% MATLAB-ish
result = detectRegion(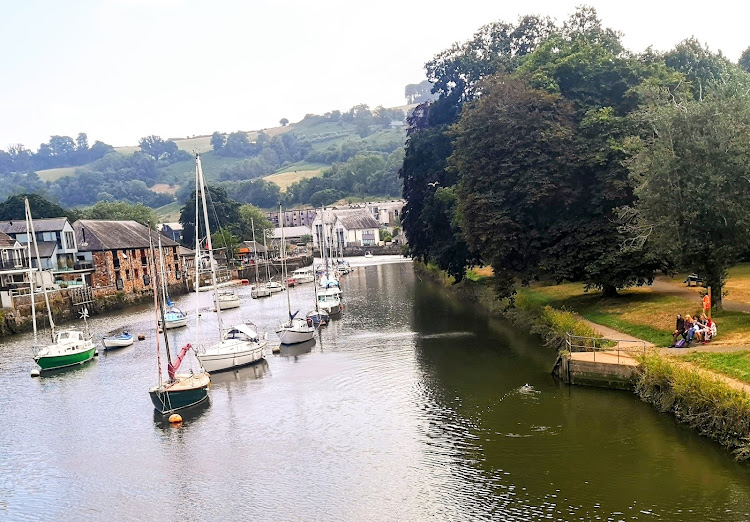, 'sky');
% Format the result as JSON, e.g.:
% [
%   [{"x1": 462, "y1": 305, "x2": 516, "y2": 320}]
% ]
[{"x1": 1, "y1": 0, "x2": 749, "y2": 149}]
